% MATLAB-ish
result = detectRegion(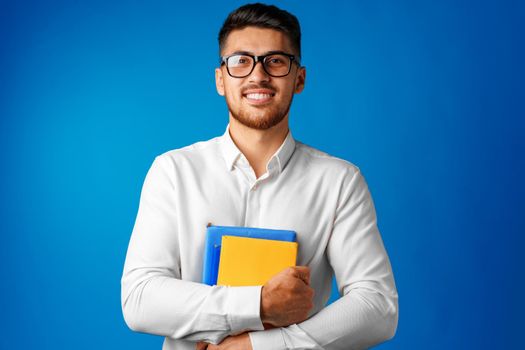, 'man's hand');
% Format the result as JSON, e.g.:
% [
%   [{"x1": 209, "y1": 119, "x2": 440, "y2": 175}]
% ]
[
  {"x1": 196, "y1": 266, "x2": 314, "y2": 350},
  {"x1": 260, "y1": 266, "x2": 315, "y2": 327},
  {"x1": 196, "y1": 333, "x2": 252, "y2": 350}
]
